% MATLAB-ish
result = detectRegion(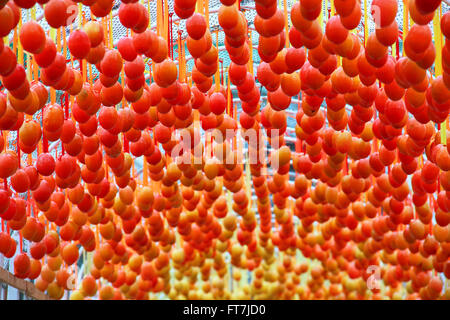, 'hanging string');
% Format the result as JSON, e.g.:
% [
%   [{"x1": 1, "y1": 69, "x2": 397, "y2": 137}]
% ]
[
  {"x1": 16, "y1": 129, "x2": 20, "y2": 169},
  {"x1": 220, "y1": 59, "x2": 224, "y2": 85},
  {"x1": 42, "y1": 105, "x2": 48, "y2": 153},
  {"x1": 433, "y1": 6, "x2": 446, "y2": 145},
  {"x1": 157, "y1": 0, "x2": 163, "y2": 36},
  {"x1": 19, "y1": 232, "x2": 23, "y2": 253},
  {"x1": 284, "y1": 0, "x2": 289, "y2": 47},
  {"x1": 204, "y1": 0, "x2": 209, "y2": 24},
  {"x1": 178, "y1": 32, "x2": 186, "y2": 82},
  {"x1": 215, "y1": 30, "x2": 220, "y2": 92},
  {"x1": 163, "y1": 0, "x2": 169, "y2": 41},
  {"x1": 168, "y1": 12, "x2": 174, "y2": 60}
]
